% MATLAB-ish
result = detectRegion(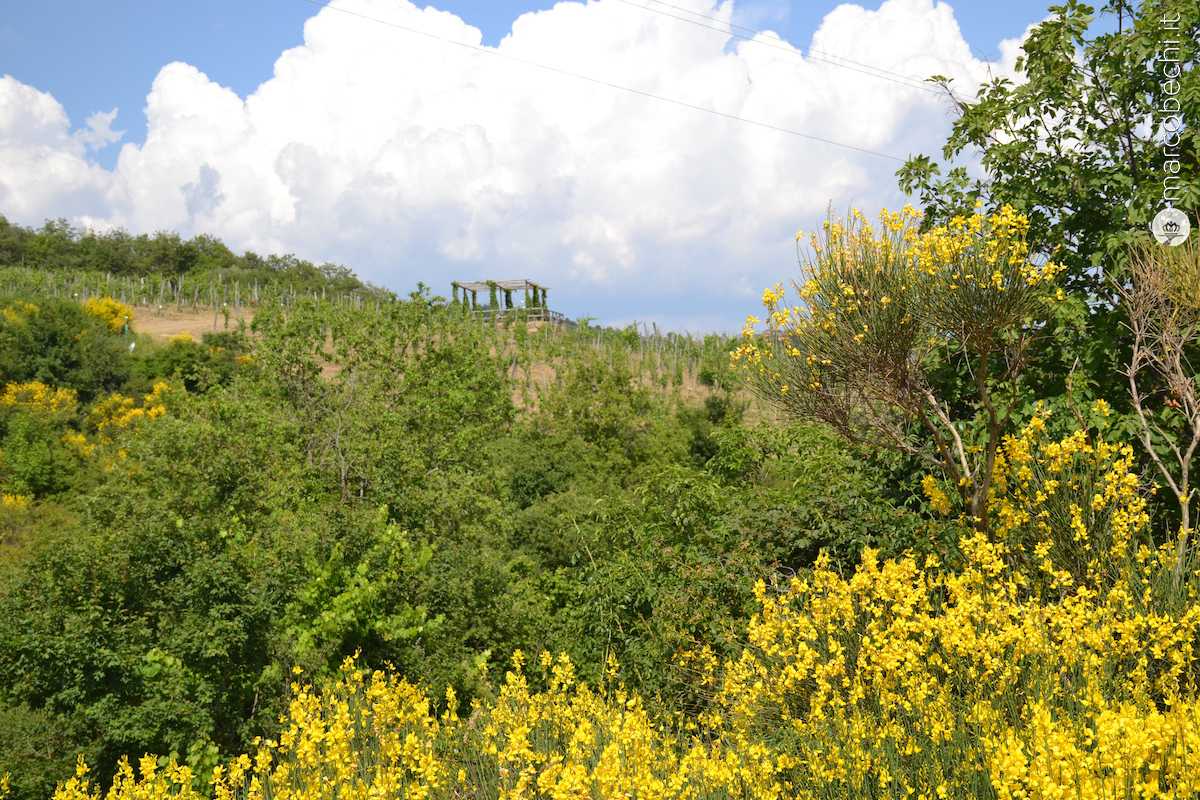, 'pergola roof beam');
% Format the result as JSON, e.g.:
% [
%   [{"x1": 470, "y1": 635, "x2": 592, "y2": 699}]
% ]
[{"x1": 452, "y1": 279, "x2": 547, "y2": 292}]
